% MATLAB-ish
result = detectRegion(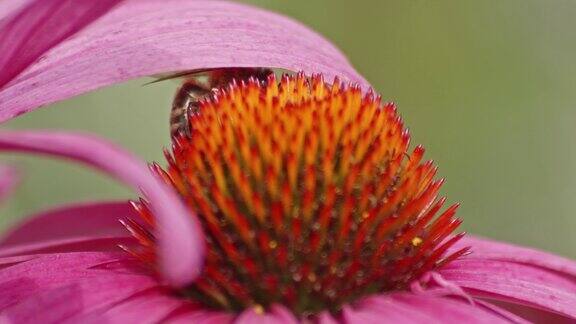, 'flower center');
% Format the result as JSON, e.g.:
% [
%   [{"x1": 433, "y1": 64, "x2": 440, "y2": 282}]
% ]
[{"x1": 128, "y1": 73, "x2": 468, "y2": 317}]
